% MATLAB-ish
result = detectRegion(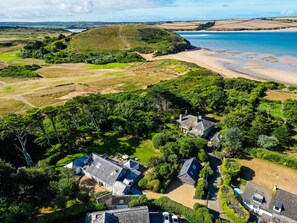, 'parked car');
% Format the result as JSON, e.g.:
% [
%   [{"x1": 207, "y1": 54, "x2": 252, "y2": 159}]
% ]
[
  {"x1": 162, "y1": 212, "x2": 170, "y2": 223},
  {"x1": 172, "y1": 215, "x2": 179, "y2": 223}
]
